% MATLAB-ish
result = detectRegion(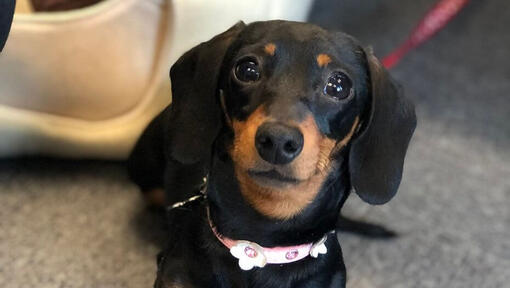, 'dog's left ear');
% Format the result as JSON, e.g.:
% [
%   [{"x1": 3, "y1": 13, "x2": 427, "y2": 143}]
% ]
[
  {"x1": 349, "y1": 49, "x2": 417, "y2": 204},
  {"x1": 166, "y1": 22, "x2": 246, "y2": 164}
]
